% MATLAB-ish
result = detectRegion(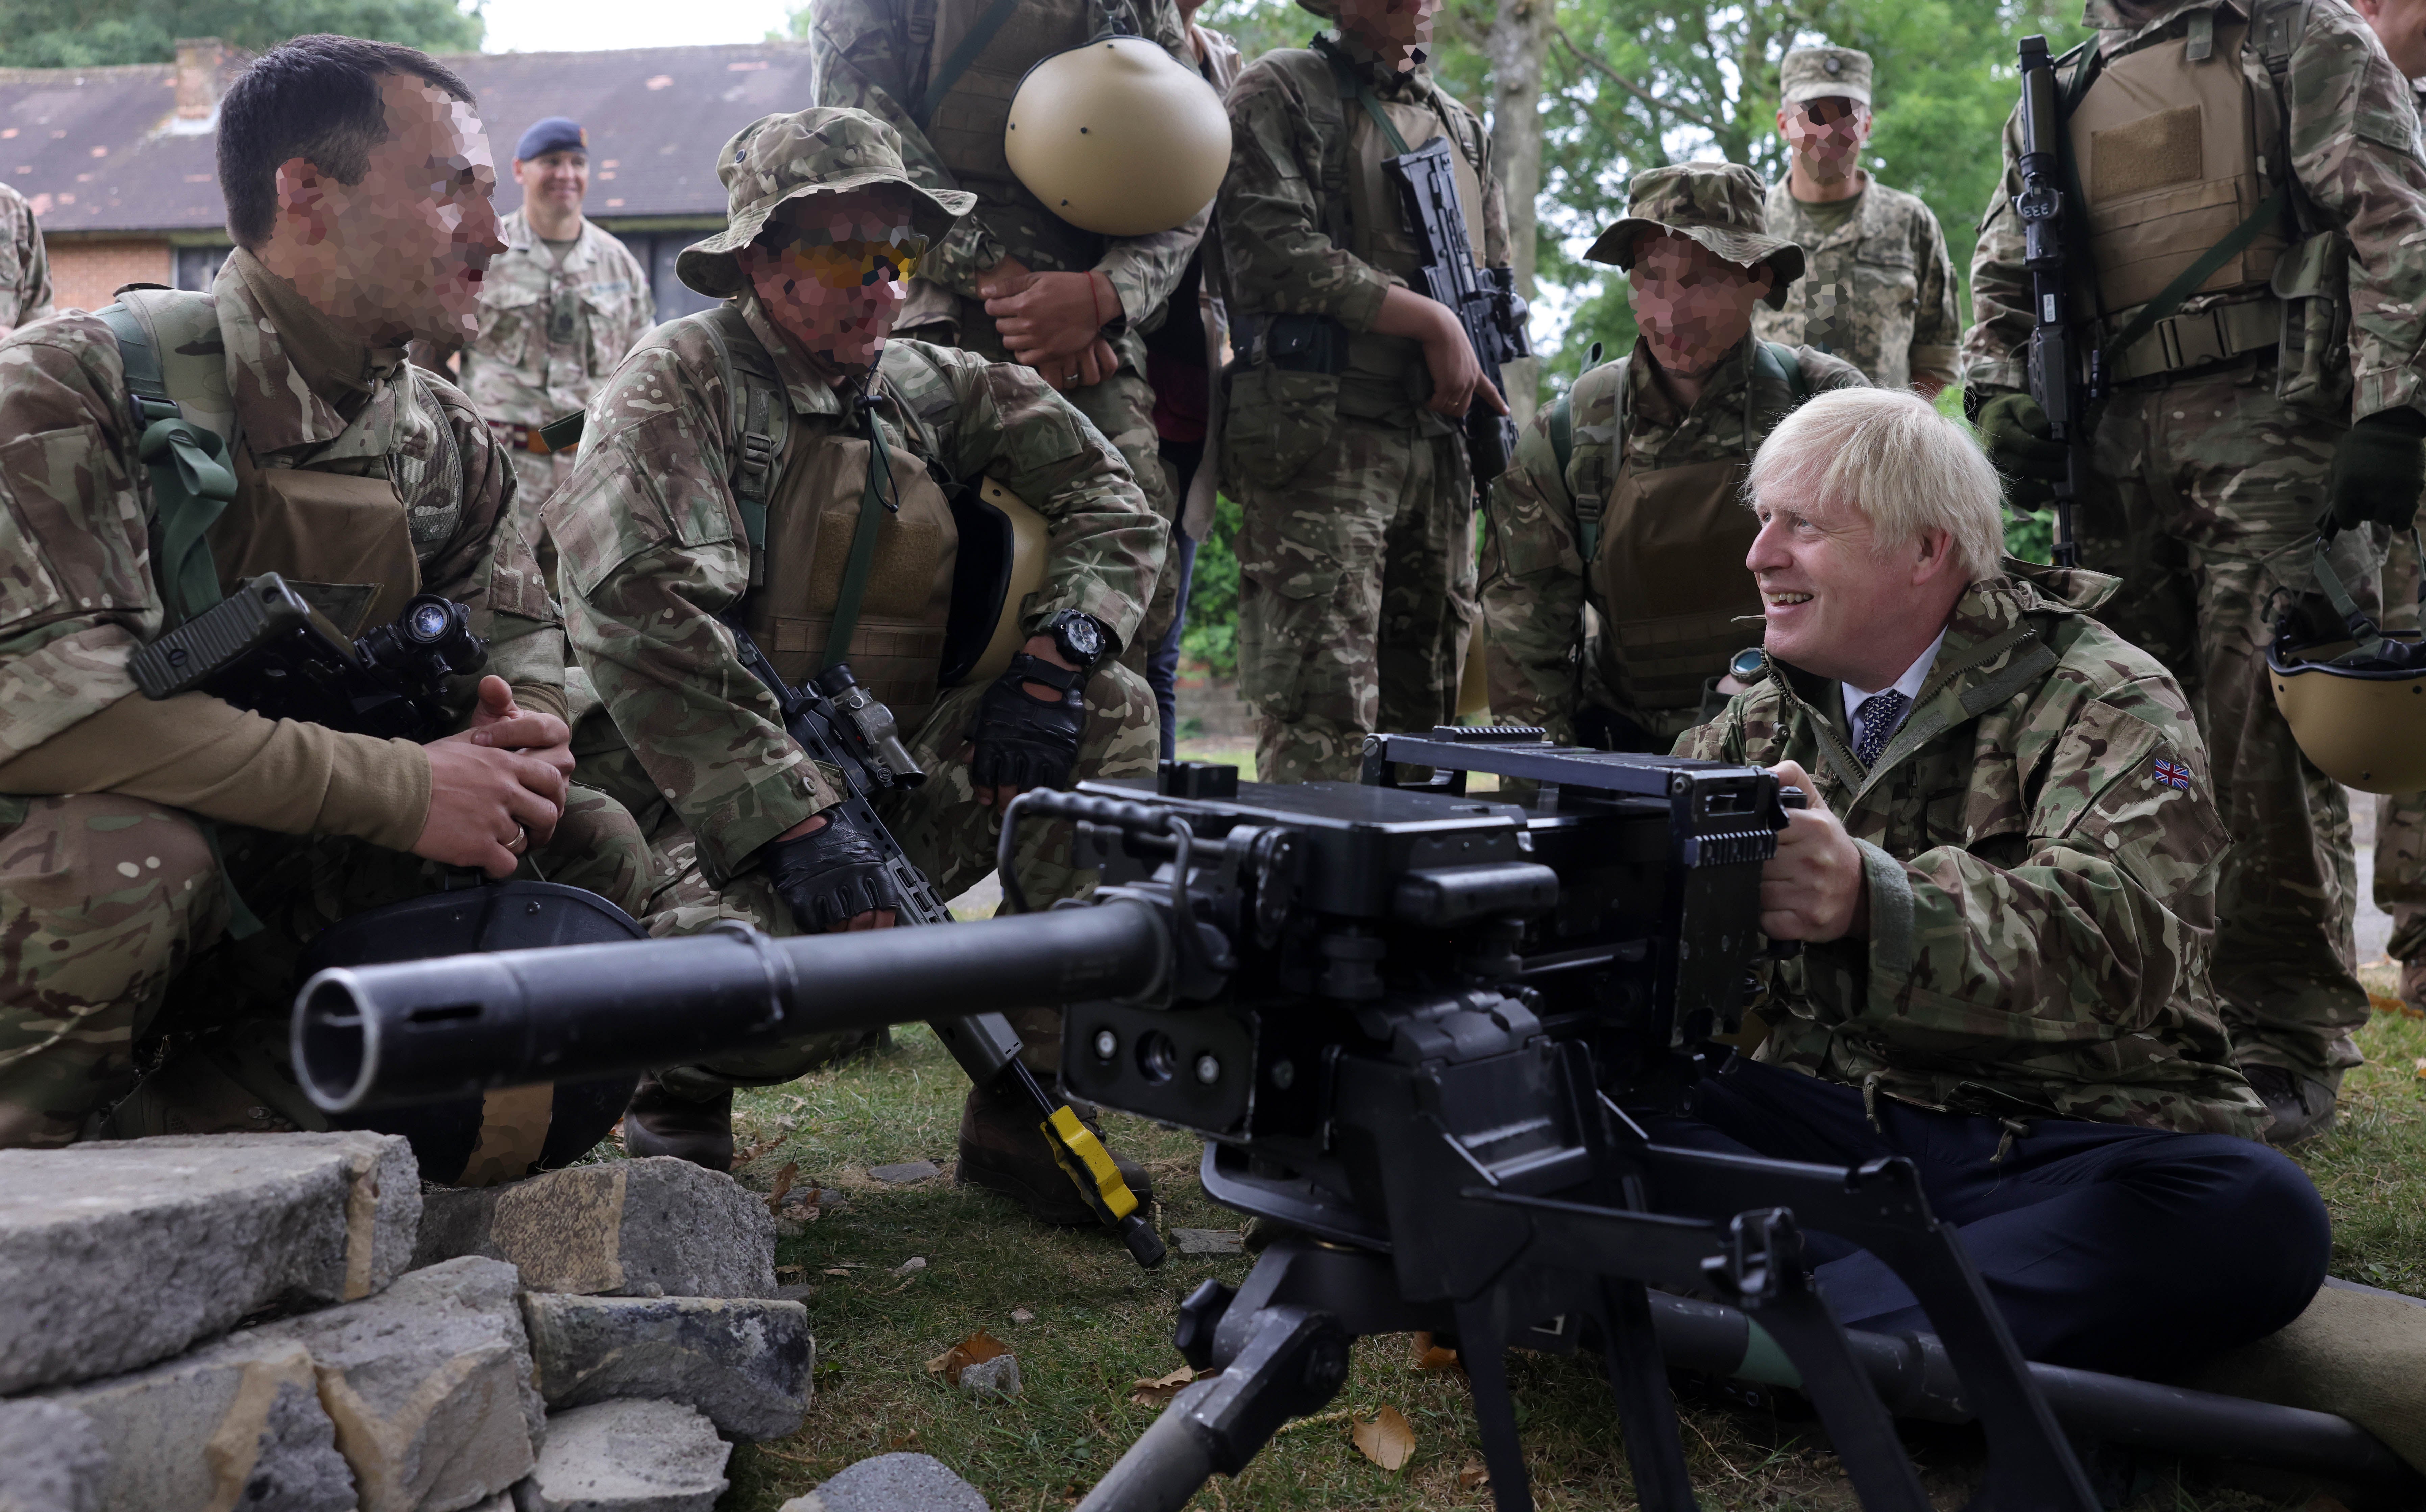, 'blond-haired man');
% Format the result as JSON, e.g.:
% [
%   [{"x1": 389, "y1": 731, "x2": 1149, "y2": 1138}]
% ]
[{"x1": 1667, "y1": 388, "x2": 2325, "y2": 1377}]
